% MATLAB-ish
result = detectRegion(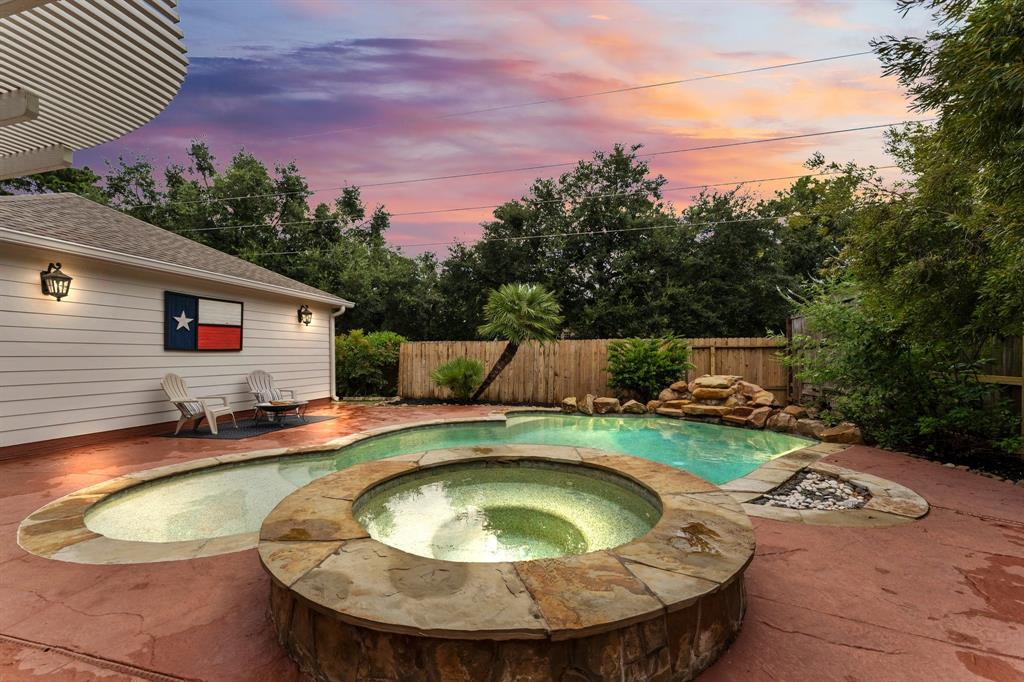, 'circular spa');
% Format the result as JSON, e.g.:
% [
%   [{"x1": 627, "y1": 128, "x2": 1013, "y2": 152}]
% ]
[
  {"x1": 353, "y1": 459, "x2": 660, "y2": 562},
  {"x1": 259, "y1": 445, "x2": 755, "y2": 682}
]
